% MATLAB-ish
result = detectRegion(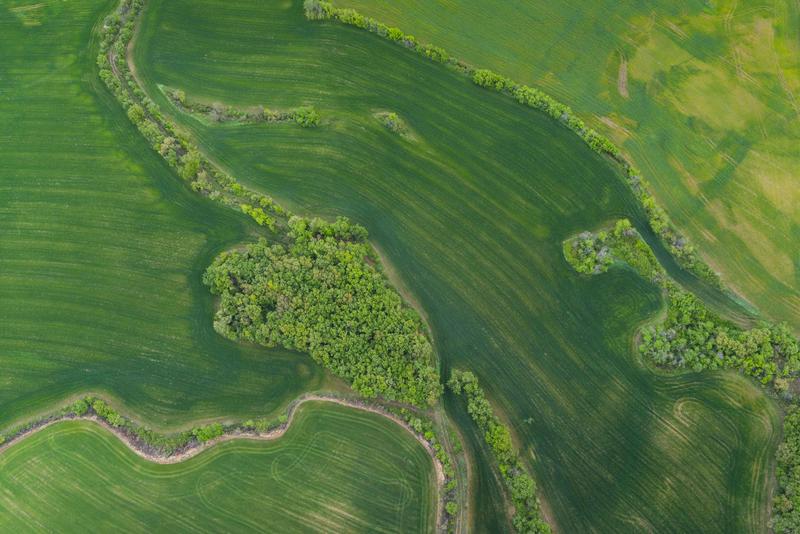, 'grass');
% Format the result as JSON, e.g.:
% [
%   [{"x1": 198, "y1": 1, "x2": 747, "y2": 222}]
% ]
[
  {"x1": 133, "y1": 1, "x2": 781, "y2": 531},
  {"x1": 0, "y1": 0, "x2": 329, "y2": 433},
  {"x1": 0, "y1": 401, "x2": 436, "y2": 533},
  {"x1": 337, "y1": 0, "x2": 800, "y2": 331}
]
